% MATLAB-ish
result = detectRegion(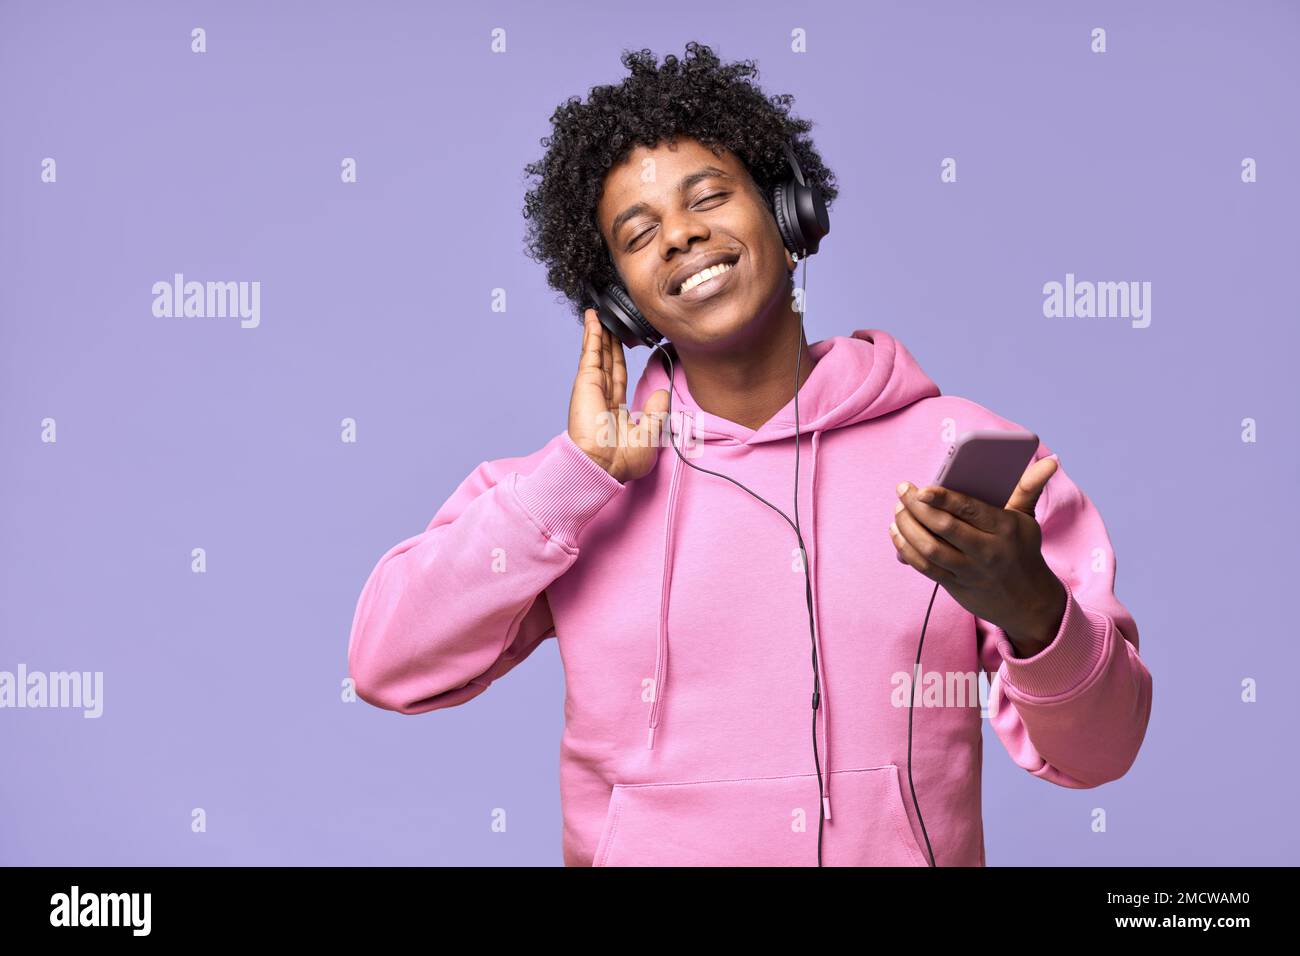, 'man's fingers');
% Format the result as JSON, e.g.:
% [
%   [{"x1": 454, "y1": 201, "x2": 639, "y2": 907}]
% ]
[
  {"x1": 890, "y1": 514, "x2": 957, "y2": 583},
  {"x1": 600, "y1": 320, "x2": 612, "y2": 399},
  {"x1": 580, "y1": 309, "x2": 604, "y2": 372},
  {"x1": 636, "y1": 389, "x2": 670, "y2": 449},
  {"x1": 898, "y1": 482, "x2": 996, "y2": 558},
  {"x1": 611, "y1": 334, "x2": 628, "y2": 408},
  {"x1": 908, "y1": 482, "x2": 1002, "y2": 535},
  {"x1": 893, "y1": 504, "x2": 966, "y2": 576}
]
